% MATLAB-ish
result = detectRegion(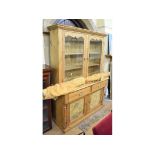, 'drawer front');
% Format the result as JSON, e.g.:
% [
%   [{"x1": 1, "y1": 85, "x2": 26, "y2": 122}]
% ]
[
  {"x1": 101, "y1": 81, "x2": 107, "y2": 88},
  {"x1": 69, "y1": 87, "x2": 91, "y2": 102},
  {"x1": 92, "y1": 81, "x2": 107, "y2": 92}
]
